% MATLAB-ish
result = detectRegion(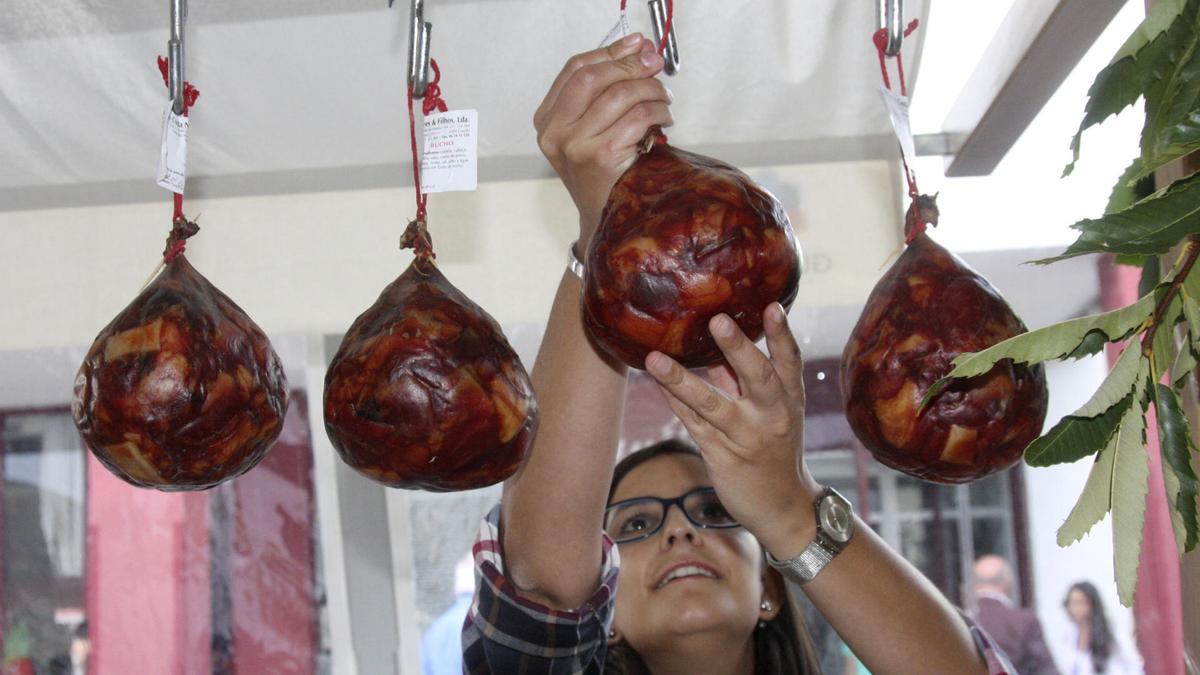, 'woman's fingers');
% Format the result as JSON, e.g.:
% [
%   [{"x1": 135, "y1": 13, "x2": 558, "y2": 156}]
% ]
[
  {"x1": 534, "y1": 34, "x2": 648, "y2": 131},
  {"x1": 645, "y1": 351, "x2": 738, "y2": 430},
  {"x1": 571, "y1": 77, "x2": 673, "y2": 140},
  {"x1": 549, "y1": 49, "x2": 664, "y2": 129},
  {"x1": 705, "y1": 362, "x2": 741, "y2": 398},
  {"x1": 709, "y1": 314, "x2": 787, "y2": 406},
  {"x1": 654, "y1": 383, "x2": 728, "y2": 450},
  {"x1": 562, "y1": 101, "x2": 673, "y2": 176},
  {"x1": 762, "y1": 303, "x2": 805, "y2": 402}
]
